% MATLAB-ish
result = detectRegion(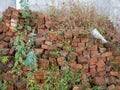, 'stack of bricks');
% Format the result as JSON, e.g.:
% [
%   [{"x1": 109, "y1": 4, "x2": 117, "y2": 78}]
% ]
[
  {"x1": 0, "y1": 7, "x2": 120, "y2": 89},
  {"x1": 35, "y1": 26, "x2": 120, "y2": 87}
]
